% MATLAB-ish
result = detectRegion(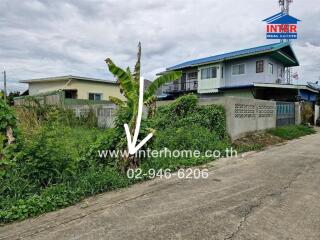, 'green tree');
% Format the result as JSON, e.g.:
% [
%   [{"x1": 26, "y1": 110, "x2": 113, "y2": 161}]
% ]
[
  {"x1": 105, "y1": 43, "x2": 181, "y2": 169},
  {"x1": 7, "y1": 91, "x2": 20, "y2": 106},
  {"x1": 0, "y1": 92, "x2": 16, "y2": 146}
]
